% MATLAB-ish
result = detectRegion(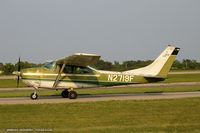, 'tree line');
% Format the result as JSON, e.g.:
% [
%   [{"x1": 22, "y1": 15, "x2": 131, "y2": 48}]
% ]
[
  {"x1": 0, "y1": 59, "x2": 200, "y2": 75},
  {"x1": 93, "y1": 59, "x2": 200, "y2": 71},
  {"x1": 0, "y1": 61, "x2": 42, "y2": 75}
]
